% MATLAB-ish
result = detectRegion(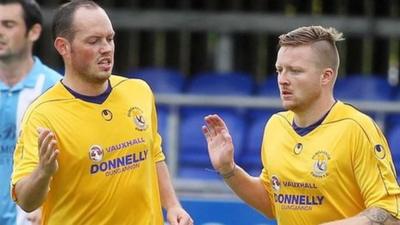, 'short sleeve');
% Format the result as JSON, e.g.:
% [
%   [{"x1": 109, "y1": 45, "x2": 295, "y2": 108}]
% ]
[
  {"x1": 353, "y1": 122, "x2": 400, "y2": 218},
  {"x1": 259, "y1": 121, "x2": 276, "y2": 218},
  {"x1": 12, "y1": 110, "x2": 49, "y2": 186},
  {"x1": 150, "y1": 94, "x2": 165, "y2": 163}
]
